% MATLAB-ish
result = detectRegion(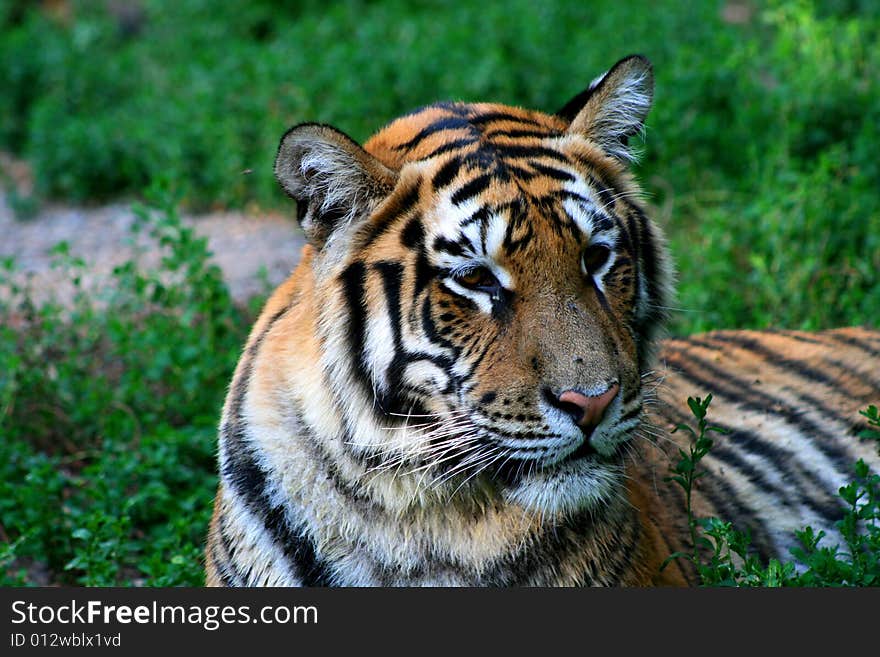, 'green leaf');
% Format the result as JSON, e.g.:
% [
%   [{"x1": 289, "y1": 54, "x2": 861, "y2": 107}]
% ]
[
  {"x1": 71, "y1": 528, "x2": 91, "y2": 541},
  {"x1": 687, "y1": 397, "x2": 706, "y2": 420}
]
